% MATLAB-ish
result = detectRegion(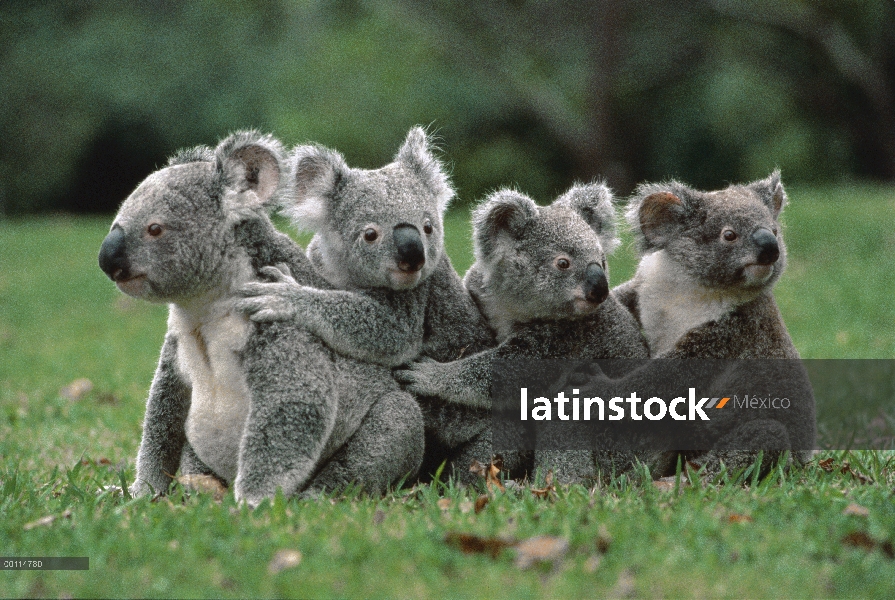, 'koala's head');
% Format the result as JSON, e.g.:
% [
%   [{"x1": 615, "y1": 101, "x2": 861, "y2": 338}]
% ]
[
  {"x1": 627, "y1": 171, "x2": 788, "y2": 291},
  {"x1": 283, "y1": 127, "x2": 453, "y2": 290},
  {"x1": 472, "y1": 182, "x2": 619, "y2": 322},
  {"x1": 98, "y1": 131, "x2": 287, "y2": 303}
]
